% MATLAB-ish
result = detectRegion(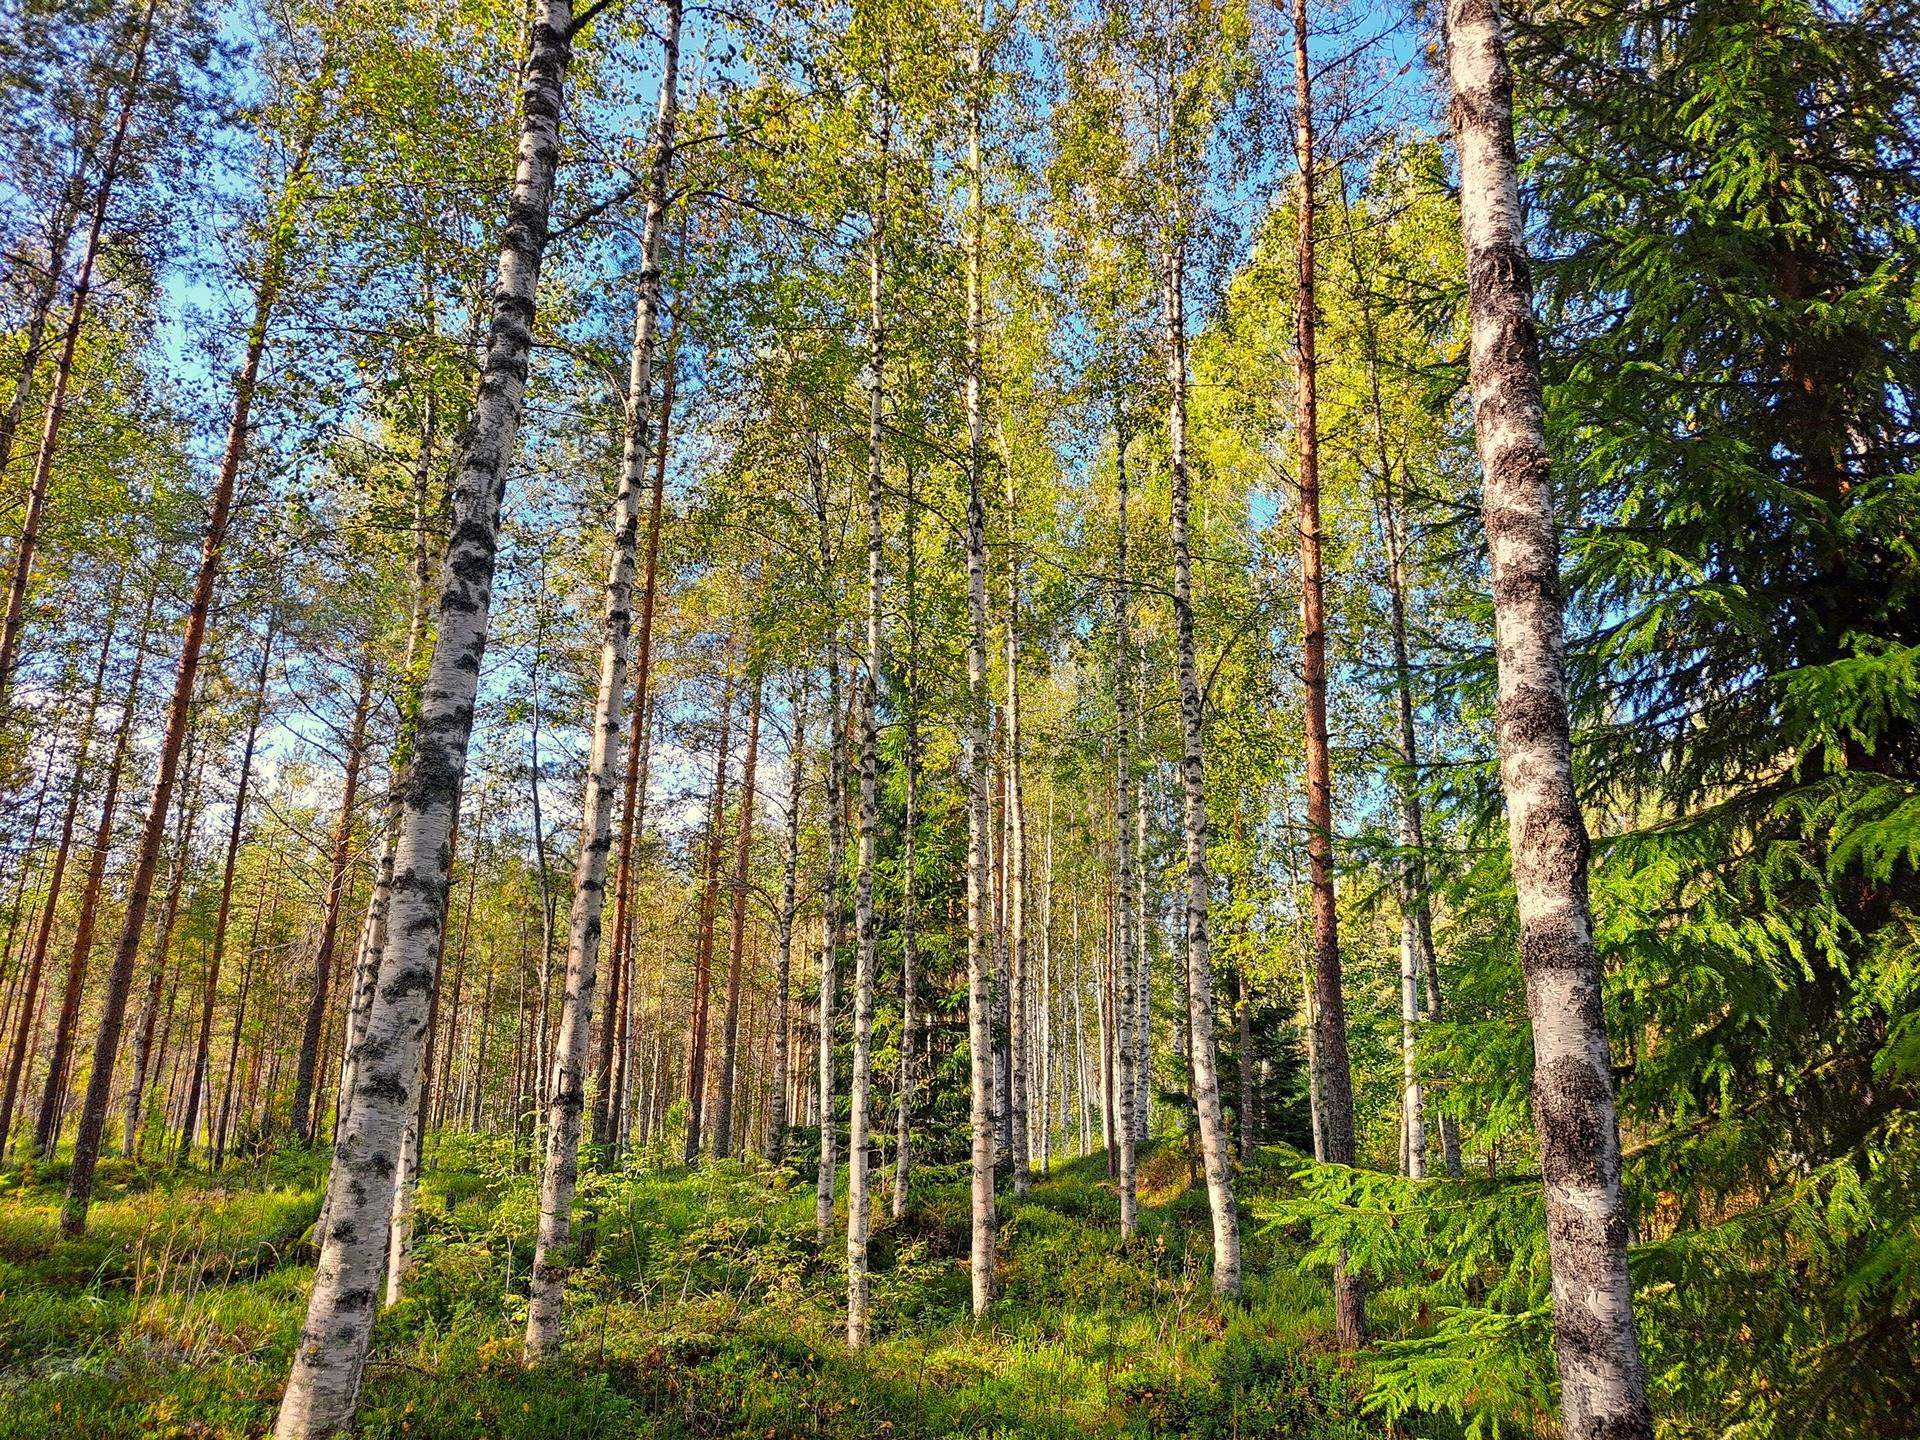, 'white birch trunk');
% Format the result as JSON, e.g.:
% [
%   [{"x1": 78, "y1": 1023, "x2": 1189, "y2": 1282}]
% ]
[
  {"x1": 274, "y1": 7, "x2": 574, "y2": 1432},
  {"x1": 1113, "y1": 425, "x2": 1140, "y2": 1235},
  {"x1": 1165, "y1": 224, "x2": 1242, "y2": 1298},
  {"x1": 963, "y1": 25, "x2": 997, "y2": 1314},
  {"x1": 1441, "y1": 3, "x2": 1651, "y2": 1434},
  {"x1": 847, "y1": 152, "x2": 887, "y2": 1343},
  {"x1": 525, "y1": 0, "x2": 678, "y2": 1353},
  {"x1": 769, "y1": 681, "x2": 807, "y2": 1159},
  {"x1": 812, "y1": 452, "x2": 847, "y2": 1247}
]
